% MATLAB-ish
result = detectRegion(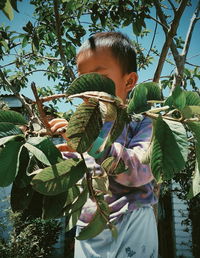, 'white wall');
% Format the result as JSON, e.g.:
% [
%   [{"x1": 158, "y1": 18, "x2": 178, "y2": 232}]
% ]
[{"x1": 171, "y1": 182, "x2": 193, "y2": 258}]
